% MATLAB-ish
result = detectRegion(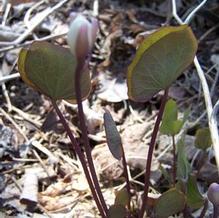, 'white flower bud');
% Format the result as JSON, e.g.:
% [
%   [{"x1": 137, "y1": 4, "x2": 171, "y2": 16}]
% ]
[{"x1": 67, "y1": 14, "x2": 98, "y2": 60}]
